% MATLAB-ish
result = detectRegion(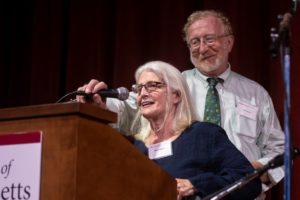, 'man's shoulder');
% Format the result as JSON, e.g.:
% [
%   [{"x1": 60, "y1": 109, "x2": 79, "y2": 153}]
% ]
[
  {"x1": 231, "y1": 71, "x2": 257, "y2": 83},
  {"x1": 182, "y1": 68, "x2": 197, "y2": 76},
  {"x1": 230, "y1": 71, "x2": 266, "y2": 91}
]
